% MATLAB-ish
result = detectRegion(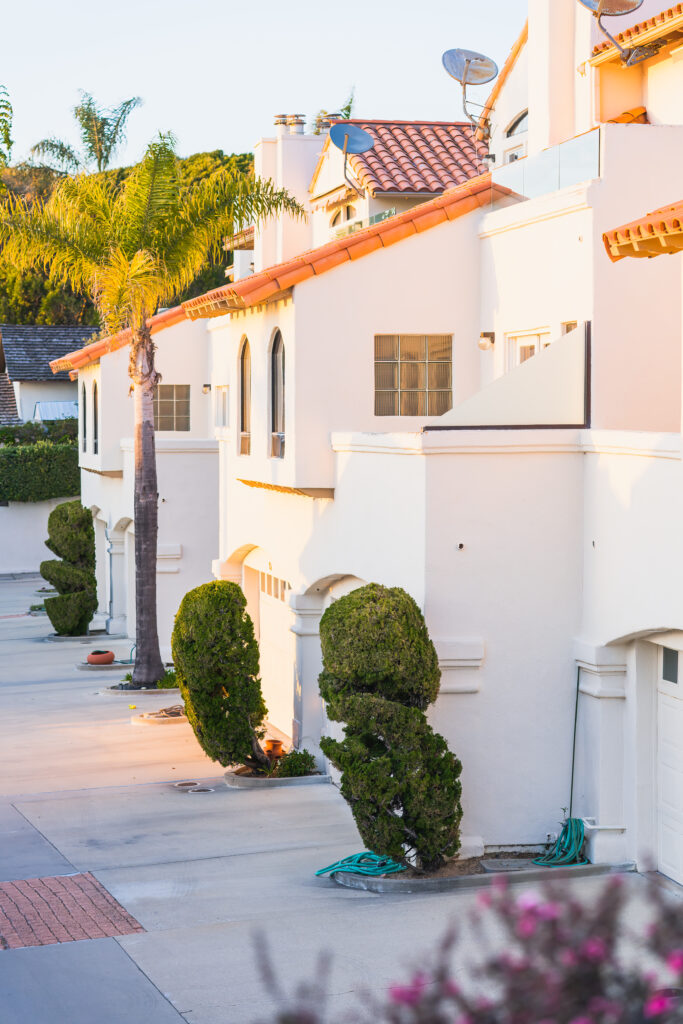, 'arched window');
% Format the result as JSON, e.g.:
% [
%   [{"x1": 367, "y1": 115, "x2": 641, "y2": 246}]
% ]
[
  {"x1": 92, "y1": 382, "x2": 99, "y2": 455},
  {"x1": 239, "y1": 339, "x2": 251, "y2": 455},
  {"x1": 506, "y1": 110, "x2": 529, "y2": 137},
  {"x1": 271, "y1": 331, "x2": 285, "y2": 458},
  {"x1": 331, "y1": 204, "x2": 357, "y2": 228},
  {"x1": 81, "y1": 382, "x2": 87, "y2": 452}
]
